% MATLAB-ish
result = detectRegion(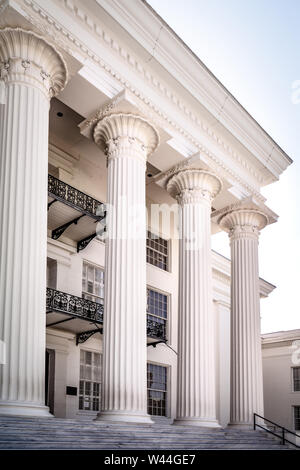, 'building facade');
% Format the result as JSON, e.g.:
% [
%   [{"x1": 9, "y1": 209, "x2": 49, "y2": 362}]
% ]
[
  {"x1": 262, "y1": 329, "x2": 300, "y2": 441},
  {"x1": 0, "y1": 0, "x2": 292, "y2": 428}
]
